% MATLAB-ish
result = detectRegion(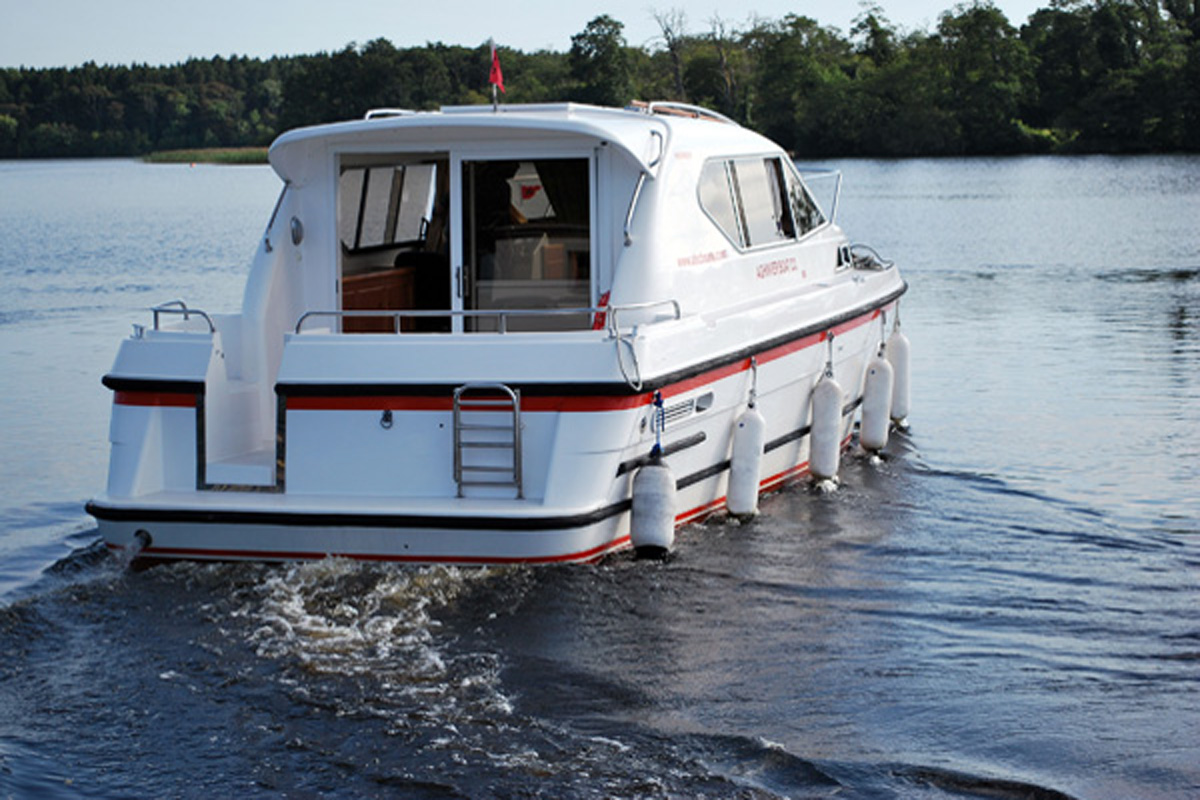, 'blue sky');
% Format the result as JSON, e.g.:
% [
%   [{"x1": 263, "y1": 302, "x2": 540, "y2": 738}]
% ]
[{"x1": 2, "y1": 0, "x2": 1046, "y2": 69}]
